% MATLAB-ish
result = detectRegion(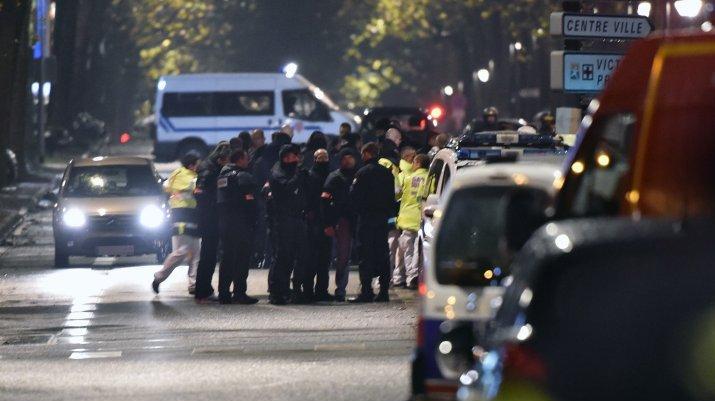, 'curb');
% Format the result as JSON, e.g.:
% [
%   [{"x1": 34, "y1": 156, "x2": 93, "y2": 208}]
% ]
[{"x1": 0, "y1": 182, "x2": 54, "y2": 243}]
